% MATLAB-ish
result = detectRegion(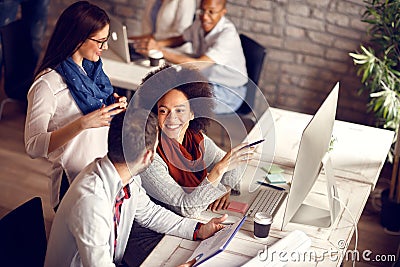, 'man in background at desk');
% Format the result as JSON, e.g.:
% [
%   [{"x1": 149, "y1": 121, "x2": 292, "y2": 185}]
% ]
[
  {"x1": 136, "y1": 0, "x2": 196, "y2": 54},
  {"x1": 134, "y1": 0, "x2": 248, "y2": 115},
  {"x1": 44, "y1": 109, "x2": 228, "y2": 267}
]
